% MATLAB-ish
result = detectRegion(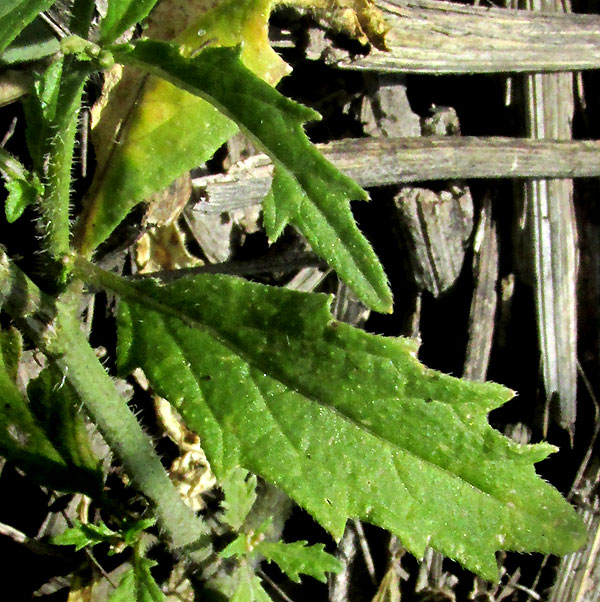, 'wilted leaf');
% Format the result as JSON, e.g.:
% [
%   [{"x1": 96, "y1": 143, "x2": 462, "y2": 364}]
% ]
[
  {"x1": 290, "y1": 0, "x2": 389, "y2": 49},
  {"x1": 111, "y1": 41, "x2": 391, "y2": 311},
  {"x1": 116, "y1": 274, "x2": 585, "y2": 580}
]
